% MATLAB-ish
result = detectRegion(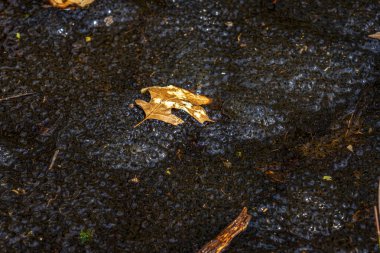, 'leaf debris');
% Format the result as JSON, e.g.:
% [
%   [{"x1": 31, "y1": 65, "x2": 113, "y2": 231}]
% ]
[
  {"x1": 129, "y1": 176, "x2": 140, "y2": 184},
  {"x1": 135, "y1": 85, "x2": 214, "y2": 127}
]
